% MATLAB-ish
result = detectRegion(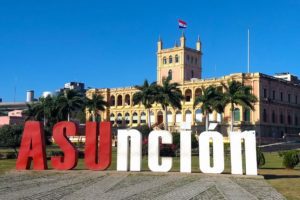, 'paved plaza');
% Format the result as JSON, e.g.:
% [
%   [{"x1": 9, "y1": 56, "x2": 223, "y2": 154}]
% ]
[{"x1": 0, "y1": 171, "x2": 285, "y2": 200}]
